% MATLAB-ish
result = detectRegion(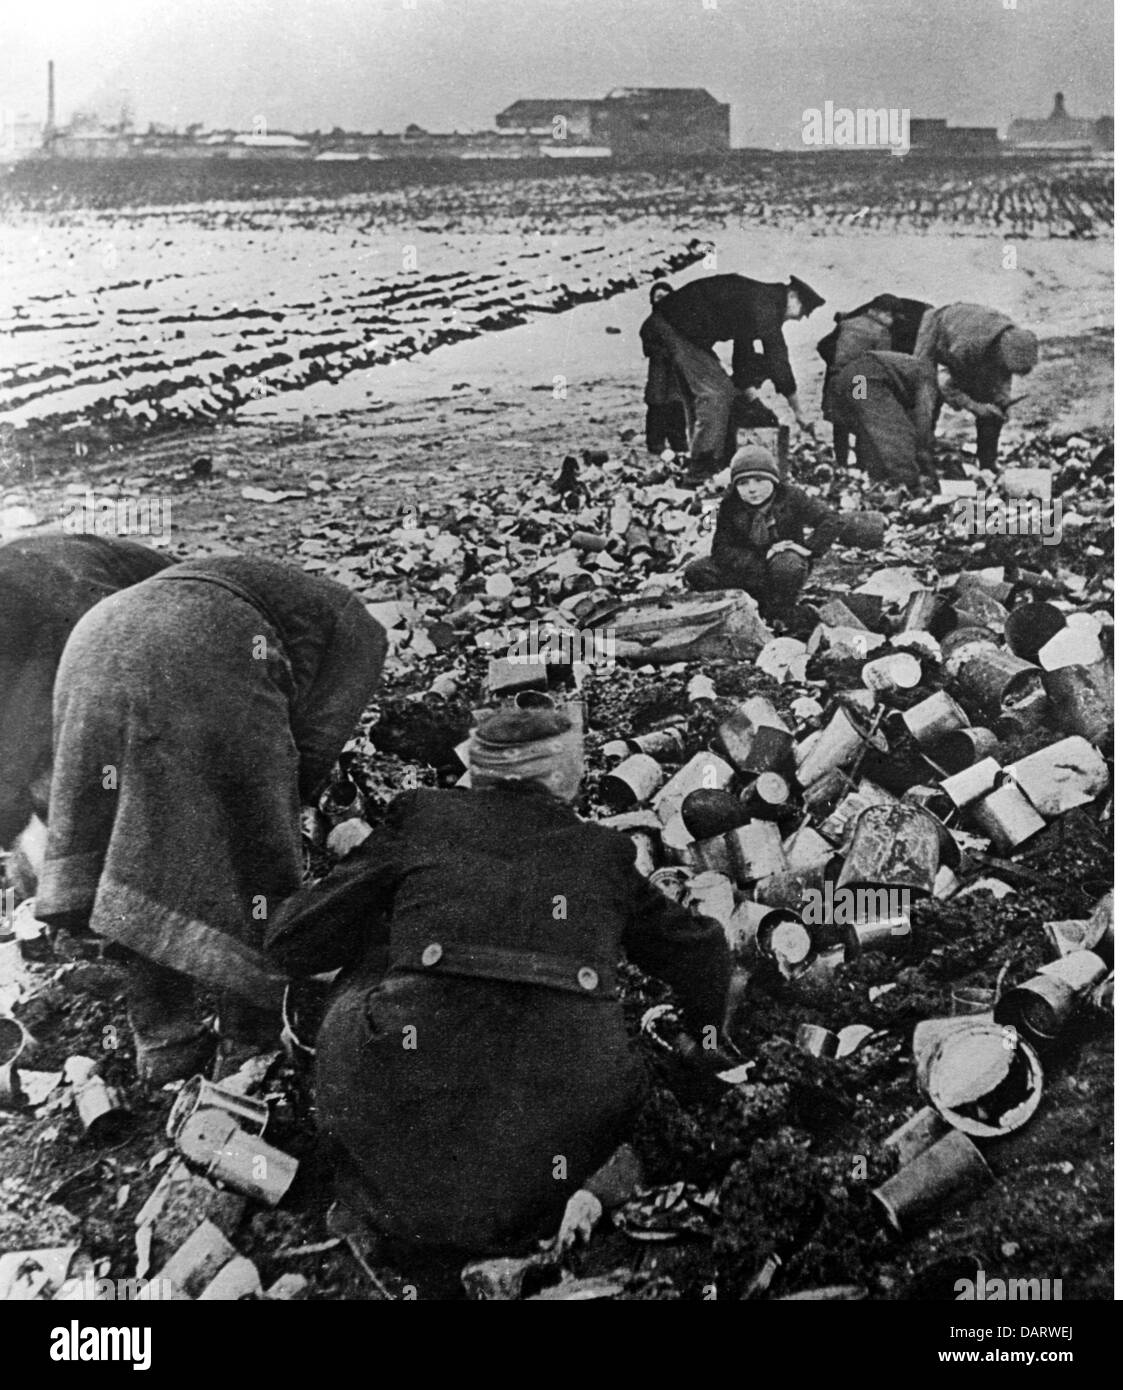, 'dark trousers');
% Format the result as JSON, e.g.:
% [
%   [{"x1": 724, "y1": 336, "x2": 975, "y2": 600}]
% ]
[
  {"x1": 683, "y1": 550, "x2": 809, "y2": 618},
  {"x1": 641, "y1": 315, "x2": 736, "y2": 464},
  {"x1": 645, "y1": 401, "x2": 688, "y2": 454},
  {"x1": 829, "y1": 379, "x2": 922, "y2": 487},
  {"x1": 975, "y1": 415, "x2": 1003, "y2": 470}
]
